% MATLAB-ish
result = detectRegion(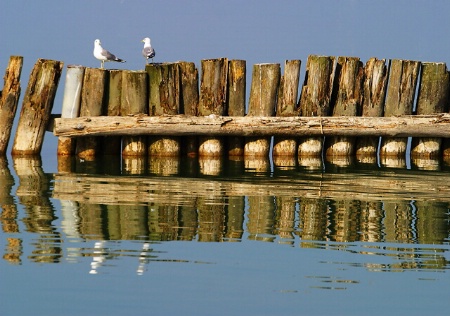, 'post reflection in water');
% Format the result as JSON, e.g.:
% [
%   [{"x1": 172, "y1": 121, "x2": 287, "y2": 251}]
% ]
[
  {"x1": 0, "y1": 157, "x2": 21, "y2": 264},
  {"x1": 0, "y1": 154, "x2": 449, "y2": 272},
  {"x1": 13, "y1": 156, "x2": 62, "y2": 263}
]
